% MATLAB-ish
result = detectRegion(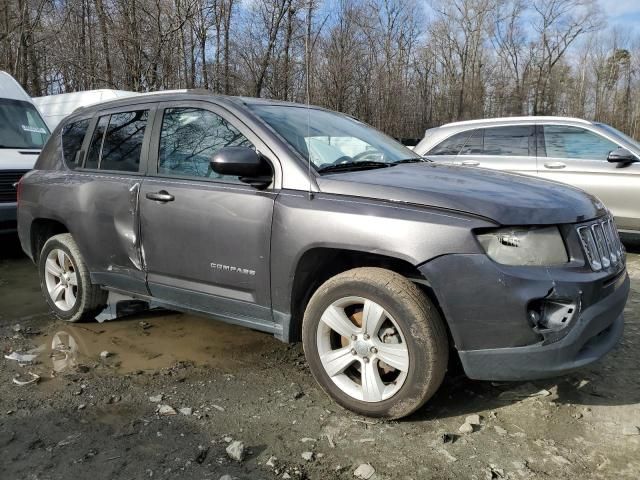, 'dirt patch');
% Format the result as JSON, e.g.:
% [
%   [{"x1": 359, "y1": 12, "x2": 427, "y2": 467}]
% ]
[{"x1": 1, "y1": 236, "x2": 639, "y2": 479}]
